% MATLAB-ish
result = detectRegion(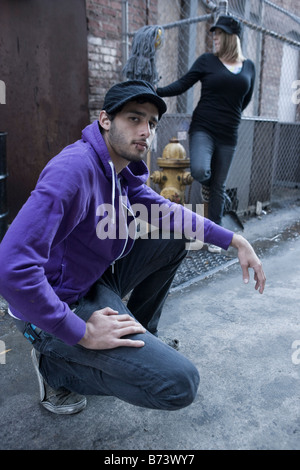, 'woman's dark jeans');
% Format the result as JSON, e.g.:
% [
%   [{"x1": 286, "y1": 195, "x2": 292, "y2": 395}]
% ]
[
  {"x1": 32, "y1": 235, "x2": 200, "y2": 411},
  {"x1": 189, "y1": 131, "x2": 236, "y2": 225}
]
